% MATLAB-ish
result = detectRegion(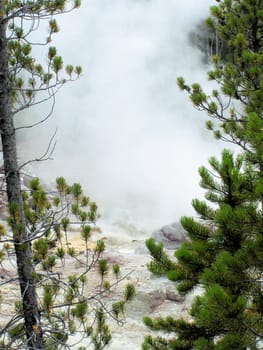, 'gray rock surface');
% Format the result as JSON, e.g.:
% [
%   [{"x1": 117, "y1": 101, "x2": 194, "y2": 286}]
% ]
[{"x1": 151, "y1": 222, "x2": 188, "y2": 249}]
